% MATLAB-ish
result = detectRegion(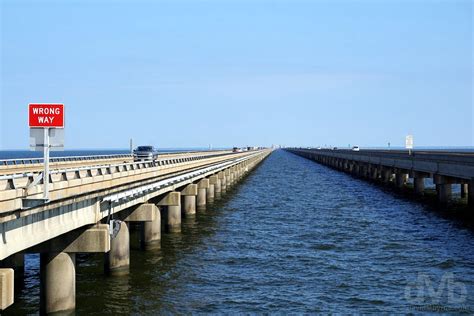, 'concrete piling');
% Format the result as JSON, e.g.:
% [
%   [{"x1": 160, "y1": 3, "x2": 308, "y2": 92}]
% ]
[
  {"x1": 461, "y1": 183, "x2": 468, "y2": 198},
  {"x1": 414, "y1": 177, "x2": 425, "y2": 195},
  {"x1": 40, "y1": 252, "x2": 76, "y2": 314},
  {"x1": 105, "y1": 221, "x2": 130, "y2": 276},
  {"x1": 197, "y1": 179, "x2": 209, "y2": 210},
  {"x1": 141, "y1": 206, "x2": 161, "y2": 250},
  {"x1": 181, "y1": 184, "x2": 198, "y2": 217},
  {"x1": 0, "y1": 269, "x2": 14, "y2": 311},
  {"x1": 158, "y1": 192, "x2": 182, "y2": 233},
  {"x1": 437, "y1": 184, "x2": 452, "y2": 203}
]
